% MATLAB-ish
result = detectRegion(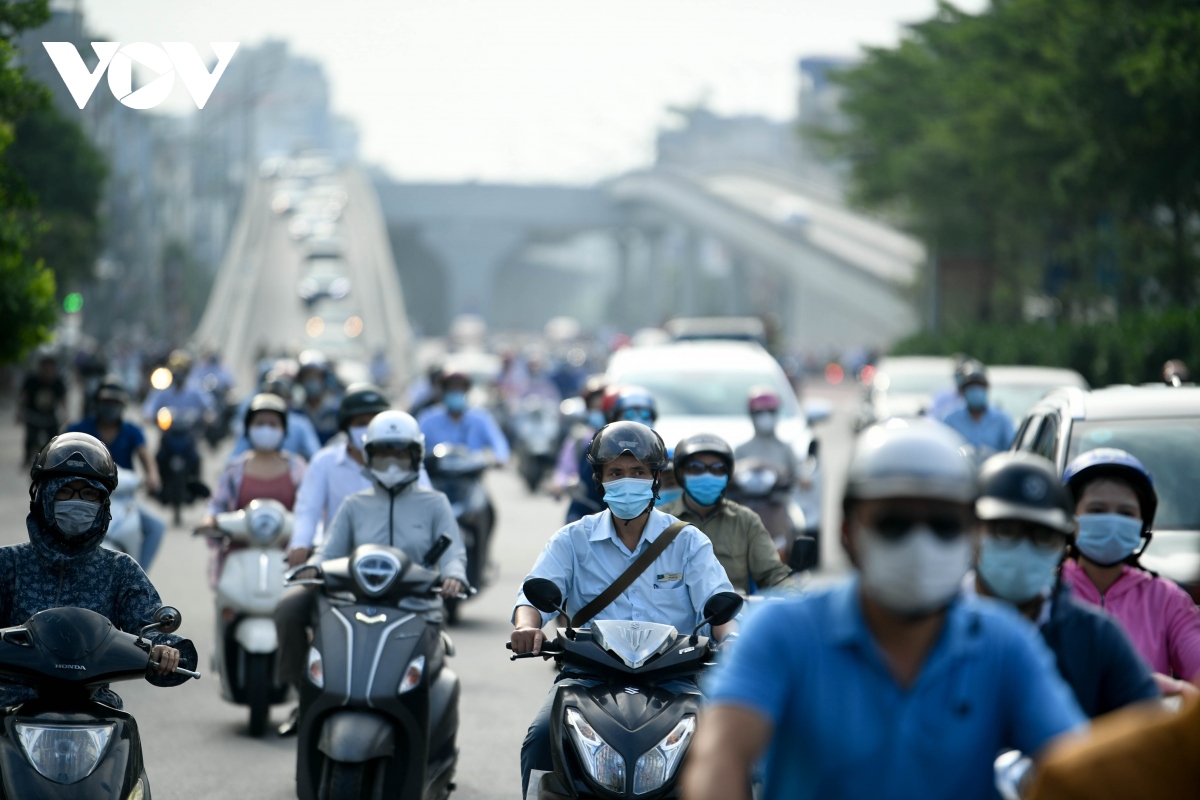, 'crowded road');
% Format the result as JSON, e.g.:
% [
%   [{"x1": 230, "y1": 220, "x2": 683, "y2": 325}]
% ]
[{"x1": 0, "y1": 385, "x2": 856, "y2": 799}]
